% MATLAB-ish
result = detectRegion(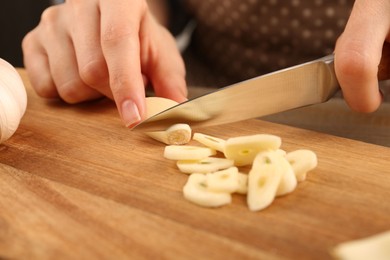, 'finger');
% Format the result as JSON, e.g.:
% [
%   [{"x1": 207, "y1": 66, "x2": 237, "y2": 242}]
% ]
[
  {"x1": 100, "y1": 0, "x2": 146, "y2": 127},
  {"x1": 334, "y1": 0, "x2": 390, "y2": 113},
  {"x1": 68, "y1": 0, "x2": 112, "y2": 98},
  {"x1": 40, "y1": 5, "x2": 103, "y2": 103},
  {"x1": 142, "y1": 16, "x2": 187, "y2": 102},
  {"x1": 22, "y1": 29, "x2": 58, "y2": 99}
]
